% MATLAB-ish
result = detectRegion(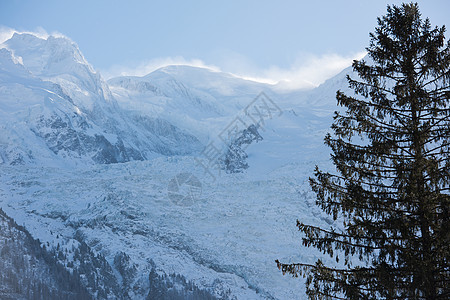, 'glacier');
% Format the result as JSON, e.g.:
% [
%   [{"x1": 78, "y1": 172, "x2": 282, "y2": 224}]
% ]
[{"x1": 0, "y1": 32, "x2": 354, "y2": 299}]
